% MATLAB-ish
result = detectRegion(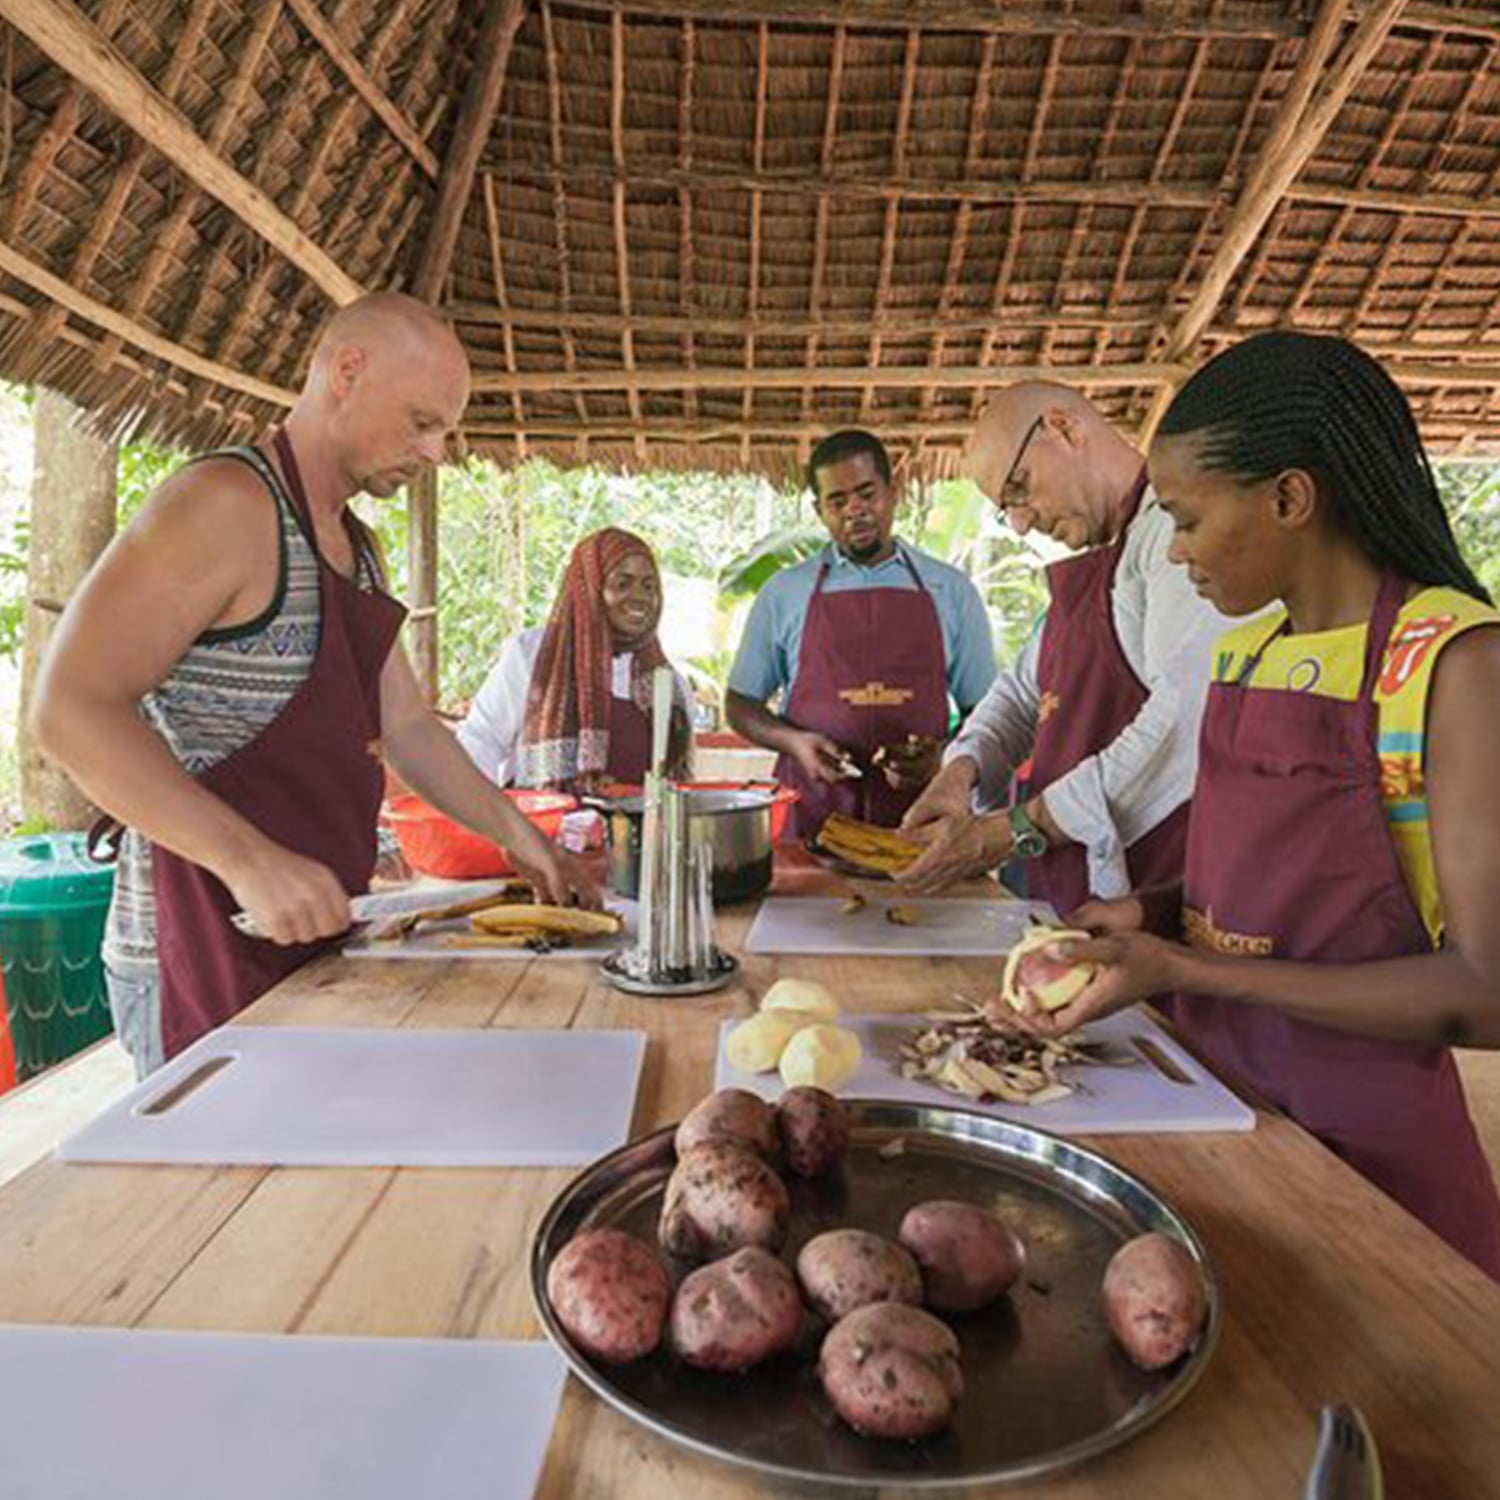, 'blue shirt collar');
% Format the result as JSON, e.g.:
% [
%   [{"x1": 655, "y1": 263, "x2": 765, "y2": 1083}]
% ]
[{"x1": 823, "y1": 538, "x2": 911, "y2": 575}]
